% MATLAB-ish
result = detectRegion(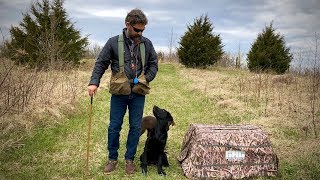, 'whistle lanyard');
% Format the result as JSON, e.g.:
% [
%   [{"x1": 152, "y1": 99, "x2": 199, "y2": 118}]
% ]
[{"x1": 129, "y1": 42, "x2": 139, "y2": 79}]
